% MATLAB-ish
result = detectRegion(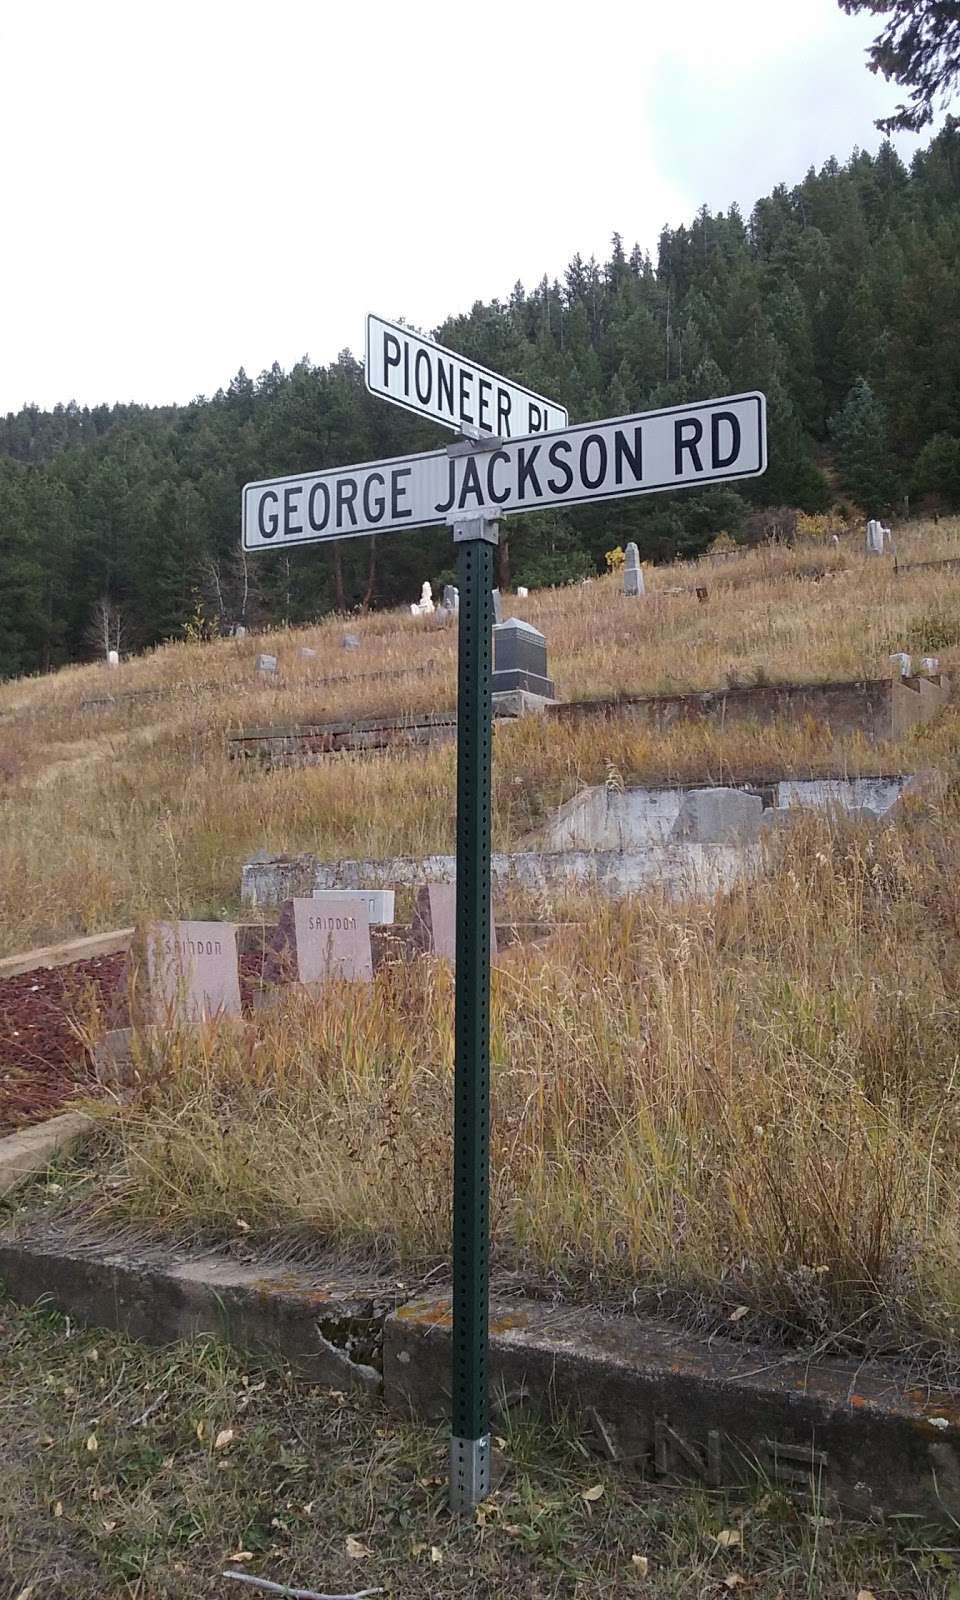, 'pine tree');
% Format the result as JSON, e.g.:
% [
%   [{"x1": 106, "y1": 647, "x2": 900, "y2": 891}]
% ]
[{"x1": 829, "y1": 378, "x2": 900, "y2": 510}]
